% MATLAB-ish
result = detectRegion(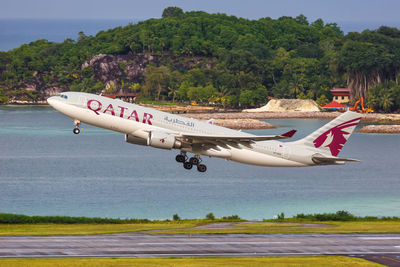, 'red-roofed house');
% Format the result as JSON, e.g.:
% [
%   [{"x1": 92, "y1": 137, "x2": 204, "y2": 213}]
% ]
[
  {"x1": 102, "y1": 93, "x2": 139, "y2": 103},
  {"x1": 330, "y1": 88, "x2": 350, "y2": 104},
  {"x1": 323, "y1": 101, "x2": 347, "y2": 111}
]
